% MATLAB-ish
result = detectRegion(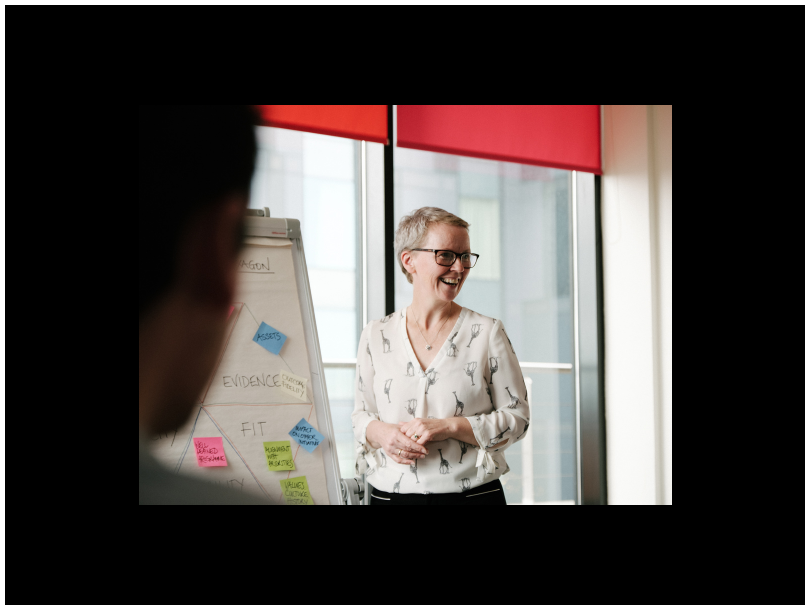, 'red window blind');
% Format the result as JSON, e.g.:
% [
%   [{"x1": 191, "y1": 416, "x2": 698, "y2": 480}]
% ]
[
  {"x1": 397, "y1": 105, "x2": 601, "y2": 174},
  {"x1": 255, "y1": 105, "x2": 388, "y2": 144}
]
